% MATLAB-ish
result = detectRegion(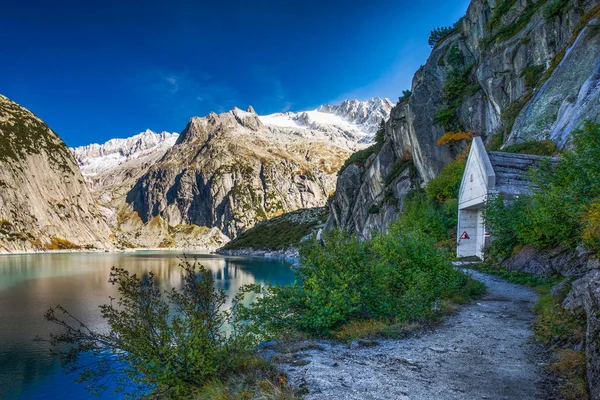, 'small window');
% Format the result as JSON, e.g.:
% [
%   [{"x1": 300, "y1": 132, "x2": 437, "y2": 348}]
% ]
[{"x1": 470, "y1": 174, "x2": 473, "y2": 182}]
